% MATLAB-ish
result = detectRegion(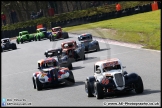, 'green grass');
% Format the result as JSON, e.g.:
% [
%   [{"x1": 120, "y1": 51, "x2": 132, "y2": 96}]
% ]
[{"x1": 62, "y1": 10, "x2": 161, "y2": 50}]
